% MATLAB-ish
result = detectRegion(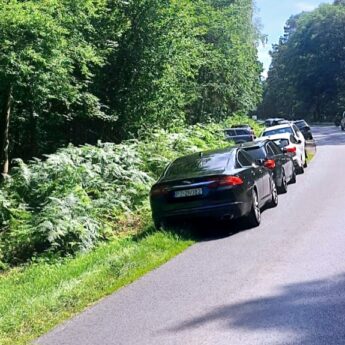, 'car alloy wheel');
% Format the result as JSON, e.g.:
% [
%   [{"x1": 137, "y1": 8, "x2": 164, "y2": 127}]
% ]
[
  {"x1": 298, "y1": 164, "x2": 304, "y2": 174},
  {"x1": 246, "y1": 189, "x2": 261, "y2": 227},
  {"x1": 304, "y1": 155, "x2": 308, "y2": 168},
  {"x1": 270, "y1": 180, "x2": 279, "y2": 207},
  {"x1": 290, "y1": 168, "x2": 297, "y2": 184},
  {"x1": 278, "y1": 171, "x2": 288, "y2": 194}
]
